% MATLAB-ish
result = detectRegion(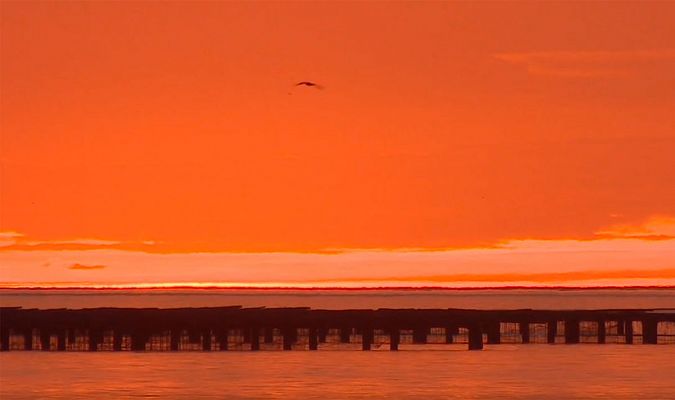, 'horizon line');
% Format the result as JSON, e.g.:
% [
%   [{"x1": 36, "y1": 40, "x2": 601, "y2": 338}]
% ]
[{"x1": 2, "y1": 284, "x2": 674, "y2": 291}]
